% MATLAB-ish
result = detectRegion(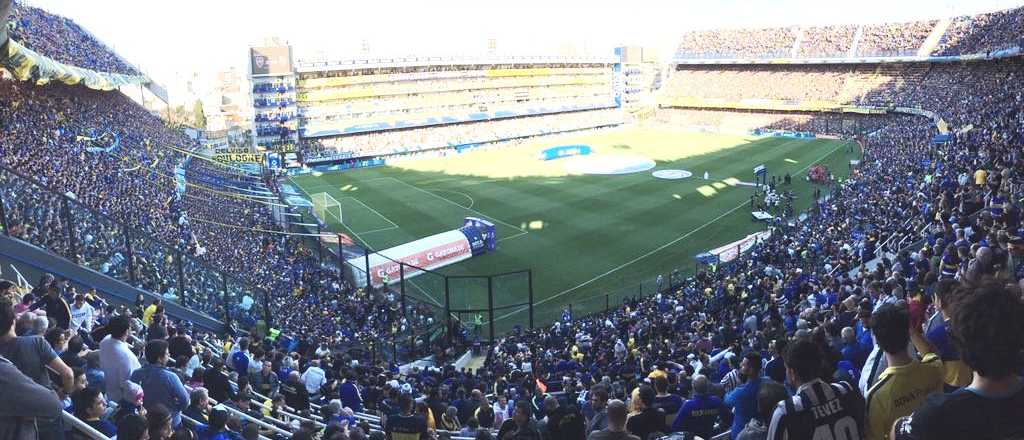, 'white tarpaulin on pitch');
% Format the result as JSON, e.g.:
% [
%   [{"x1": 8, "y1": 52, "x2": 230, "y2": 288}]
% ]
[{"x1": 708, "y1": 231, "x2": 772, "y2": 263}]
